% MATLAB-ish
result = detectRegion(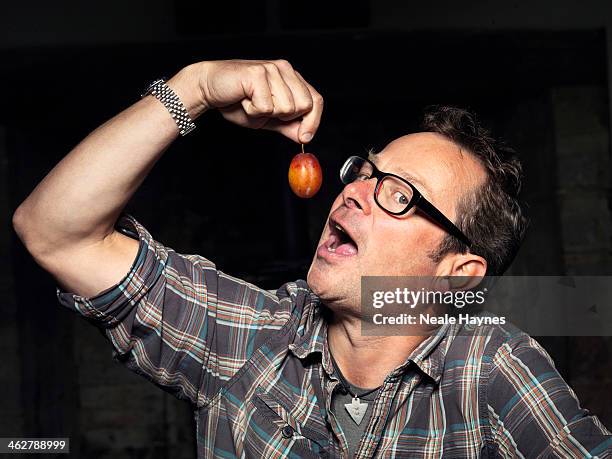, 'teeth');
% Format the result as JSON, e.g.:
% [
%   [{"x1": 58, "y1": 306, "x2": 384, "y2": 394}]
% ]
[
  {"x1": 335, "y1": 223, "x2": 345, "y2": 234},
  {"x1": 328, "y1": 246, "x2": 336, "y2": 252}
]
